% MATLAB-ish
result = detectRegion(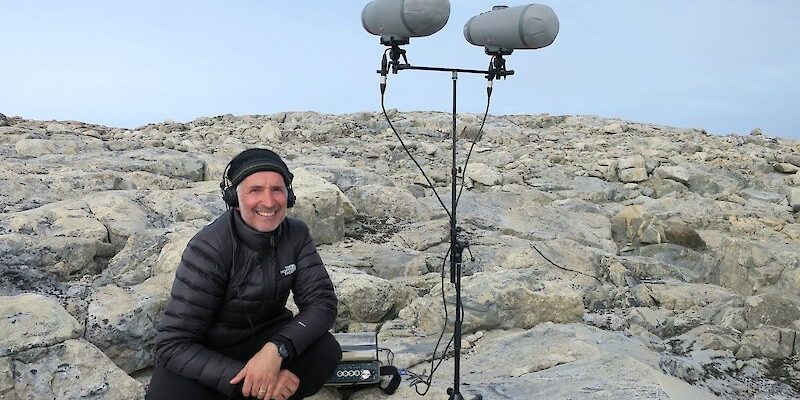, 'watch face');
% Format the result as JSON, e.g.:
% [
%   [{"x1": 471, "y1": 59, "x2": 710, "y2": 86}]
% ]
[{"x1": 277, "y1": 343, "x2": 288, "y2": 358}]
